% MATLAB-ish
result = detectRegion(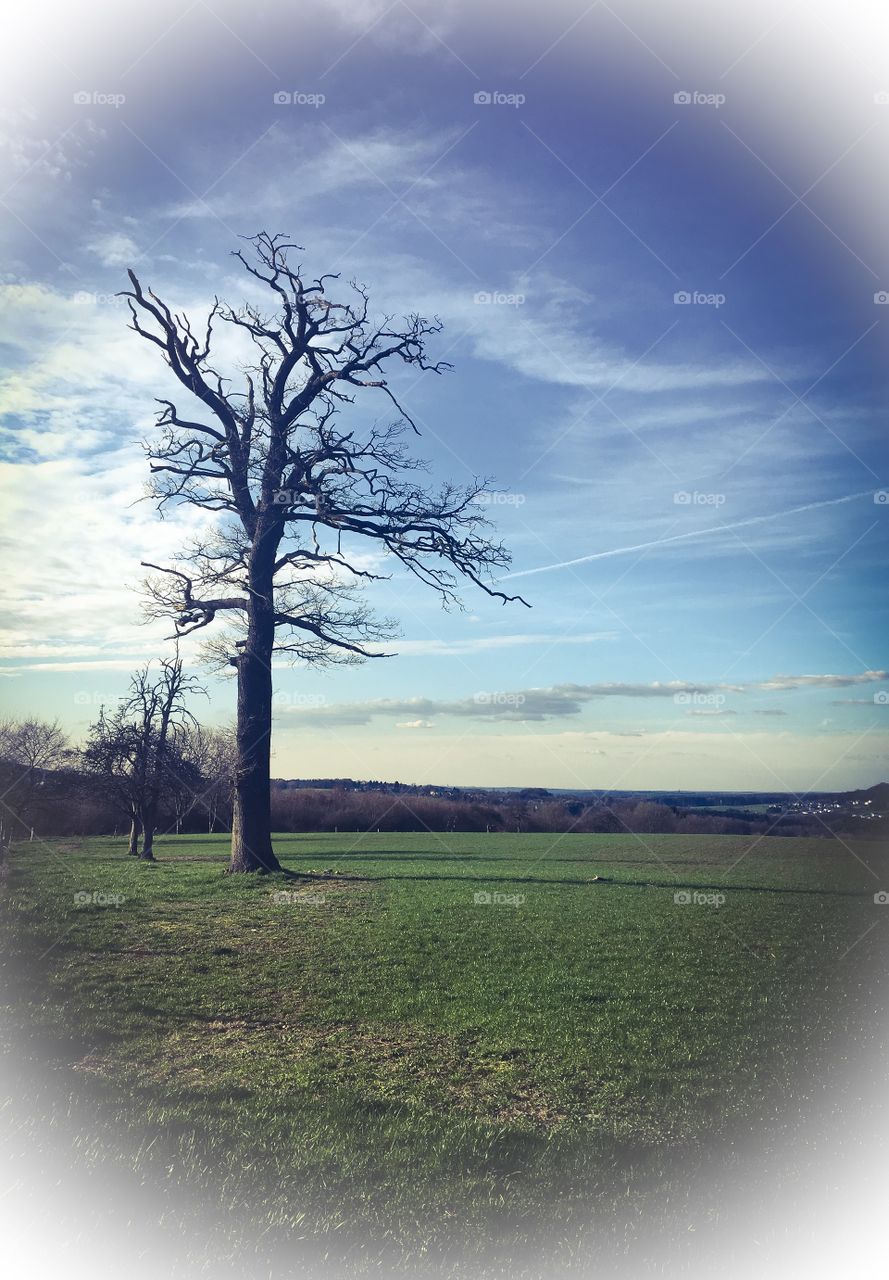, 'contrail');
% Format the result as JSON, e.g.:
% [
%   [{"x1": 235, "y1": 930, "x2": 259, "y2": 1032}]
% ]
[{"x1": 504, "y1": 490, "x2": 879, "y2": 580}]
